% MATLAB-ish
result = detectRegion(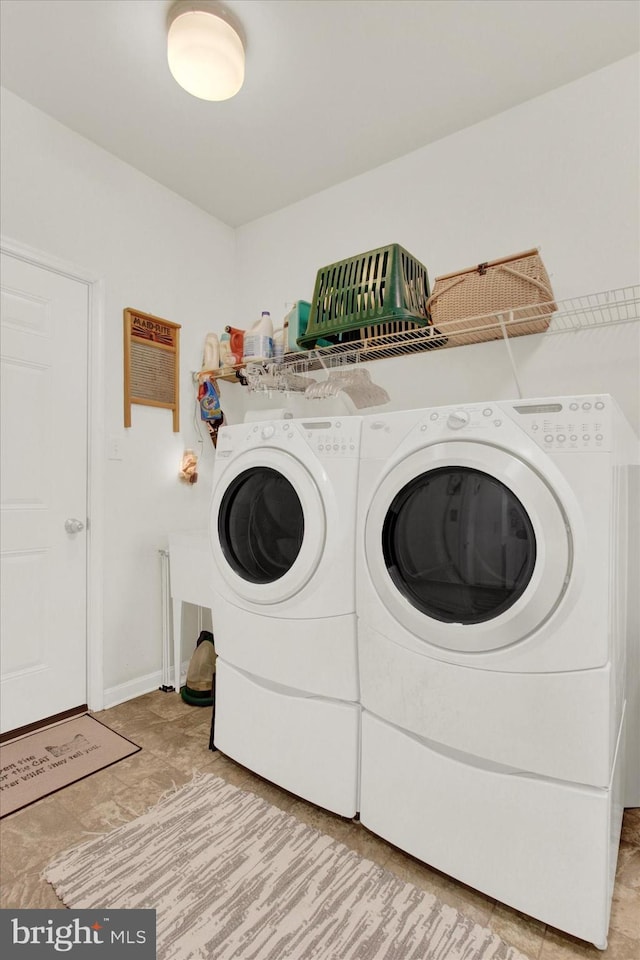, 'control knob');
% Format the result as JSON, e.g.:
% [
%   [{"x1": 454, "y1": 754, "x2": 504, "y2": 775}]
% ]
[
  {"x1": 447, "y1": 410, "x2": 470, "y2": 430},
  {"x1": 261, "y1": 425, "x2": 275, "y2": 440}
]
